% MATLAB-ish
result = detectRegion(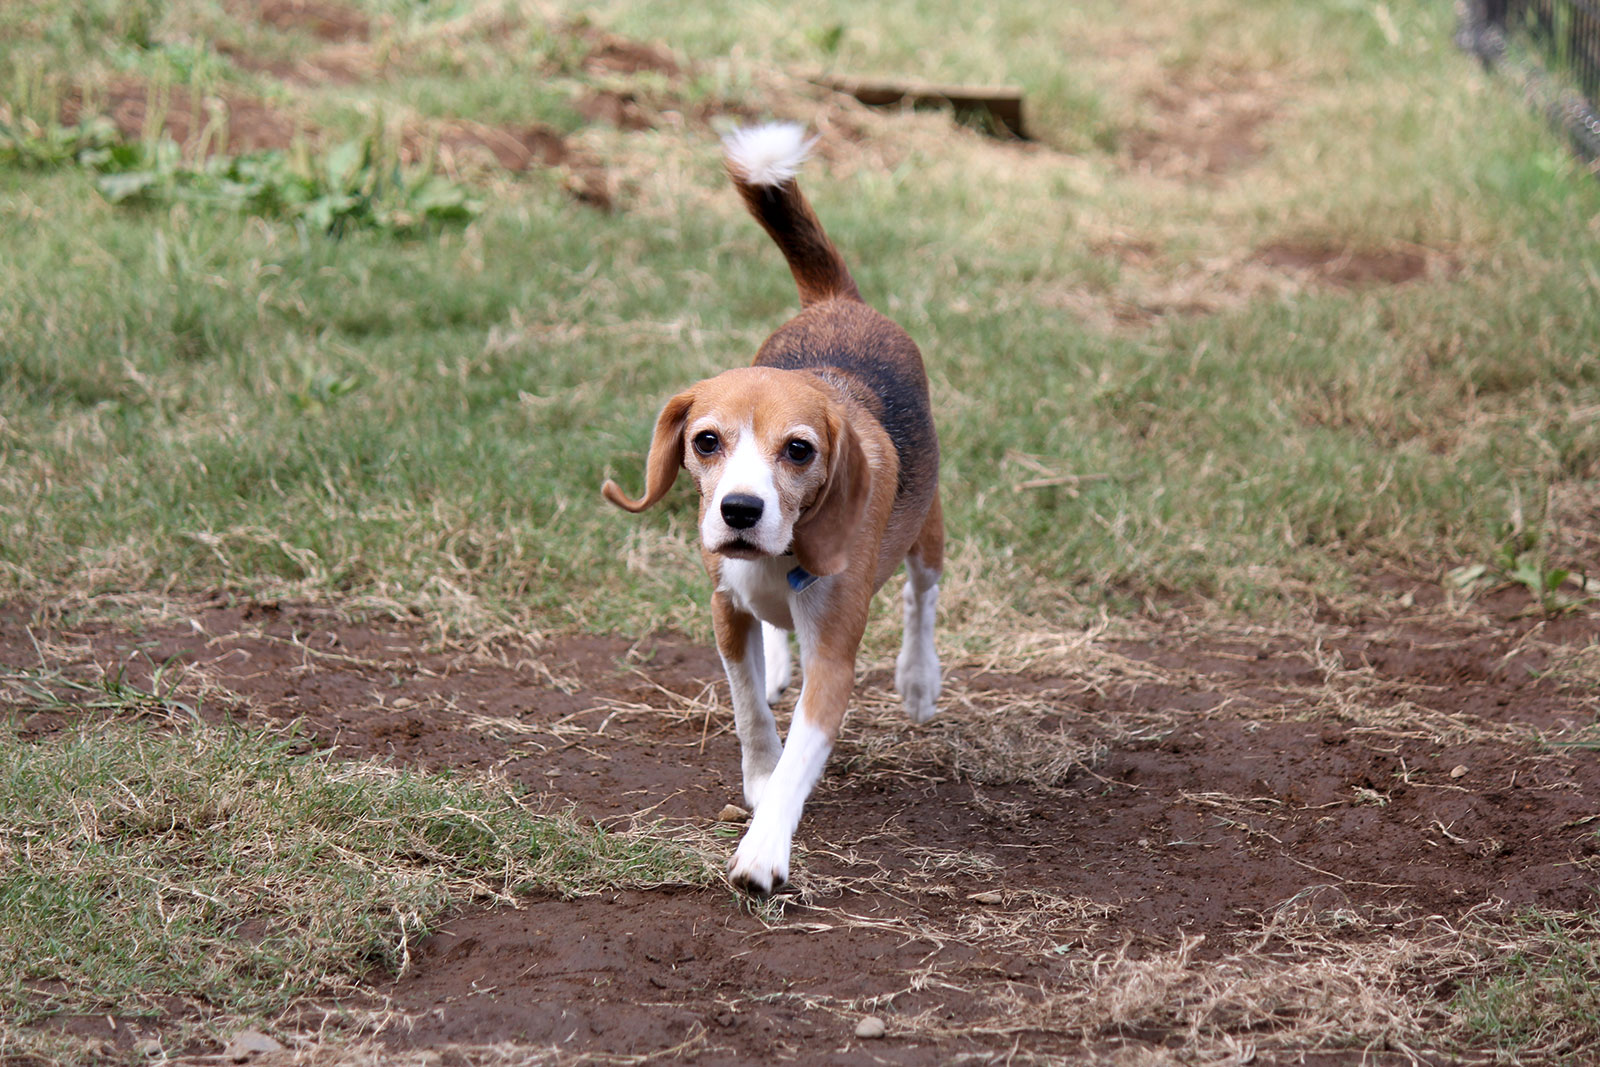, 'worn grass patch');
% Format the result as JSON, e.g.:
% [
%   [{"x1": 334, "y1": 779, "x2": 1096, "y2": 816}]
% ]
[
  {"x1": 710, "y1": 875, "x2": 1600, "y2": 1064},
  {"x1": 0, "y1": 679, "x2": 712, "y2": 1063},
  {"x1": 882, "y1": 903, "x2": 1600, "y2": 1063},
  {"x1": 5, "y1": 595, "x2": 1600, "y2": 1063}
]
